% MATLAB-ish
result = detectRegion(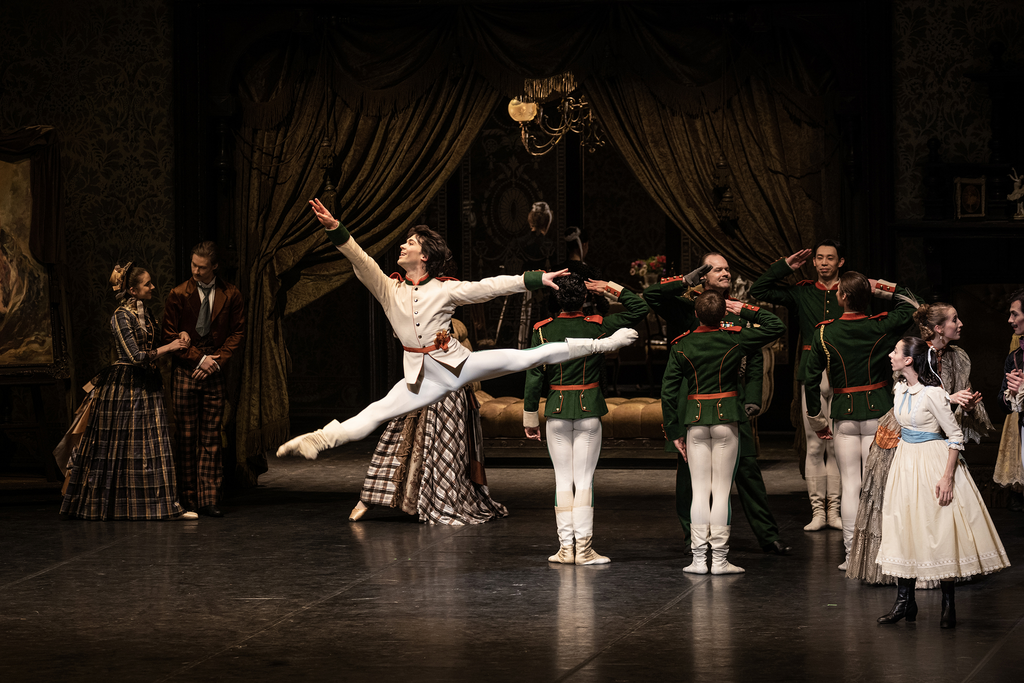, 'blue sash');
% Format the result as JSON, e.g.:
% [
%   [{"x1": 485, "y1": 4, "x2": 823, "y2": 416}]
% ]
[{"x1": 900, "y1": 428, "x2": 943, "y2": 444}]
